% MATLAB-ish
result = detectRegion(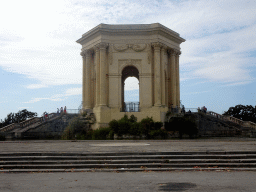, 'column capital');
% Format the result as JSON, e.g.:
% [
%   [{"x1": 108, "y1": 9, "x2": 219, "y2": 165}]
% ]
[
  {"x1": 97, "y1": 42, "x2": 108, "y2": 49},
  {"x1": 80, "y1": 50, "x2": 86, "y2": 58},
  {"x1": 161, "y1": 44, "x2": 168, "y2": 51},
  {"x1": 151, "y1": 42, "x2": 162, "y2": 49},
  {"x1": 93, "y1": 45, "x2": 100, "y2": 52},
  {"x1": 80, "y1": 49, "x2": 92, "y2": 57},
  {"x1": 168, "y1": 48, "x2": 178, "y2": 56},
  {"x1": 176, "y1": 50, "x2": 181, "y2": 56}
]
